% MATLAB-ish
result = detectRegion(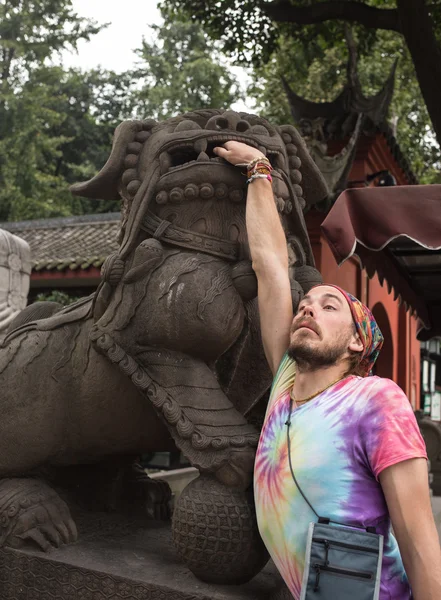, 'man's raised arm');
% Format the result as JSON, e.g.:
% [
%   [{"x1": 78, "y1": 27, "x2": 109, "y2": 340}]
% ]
[{"x1": 214, "y1": 141, "x2": 293, "y2": 375}]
